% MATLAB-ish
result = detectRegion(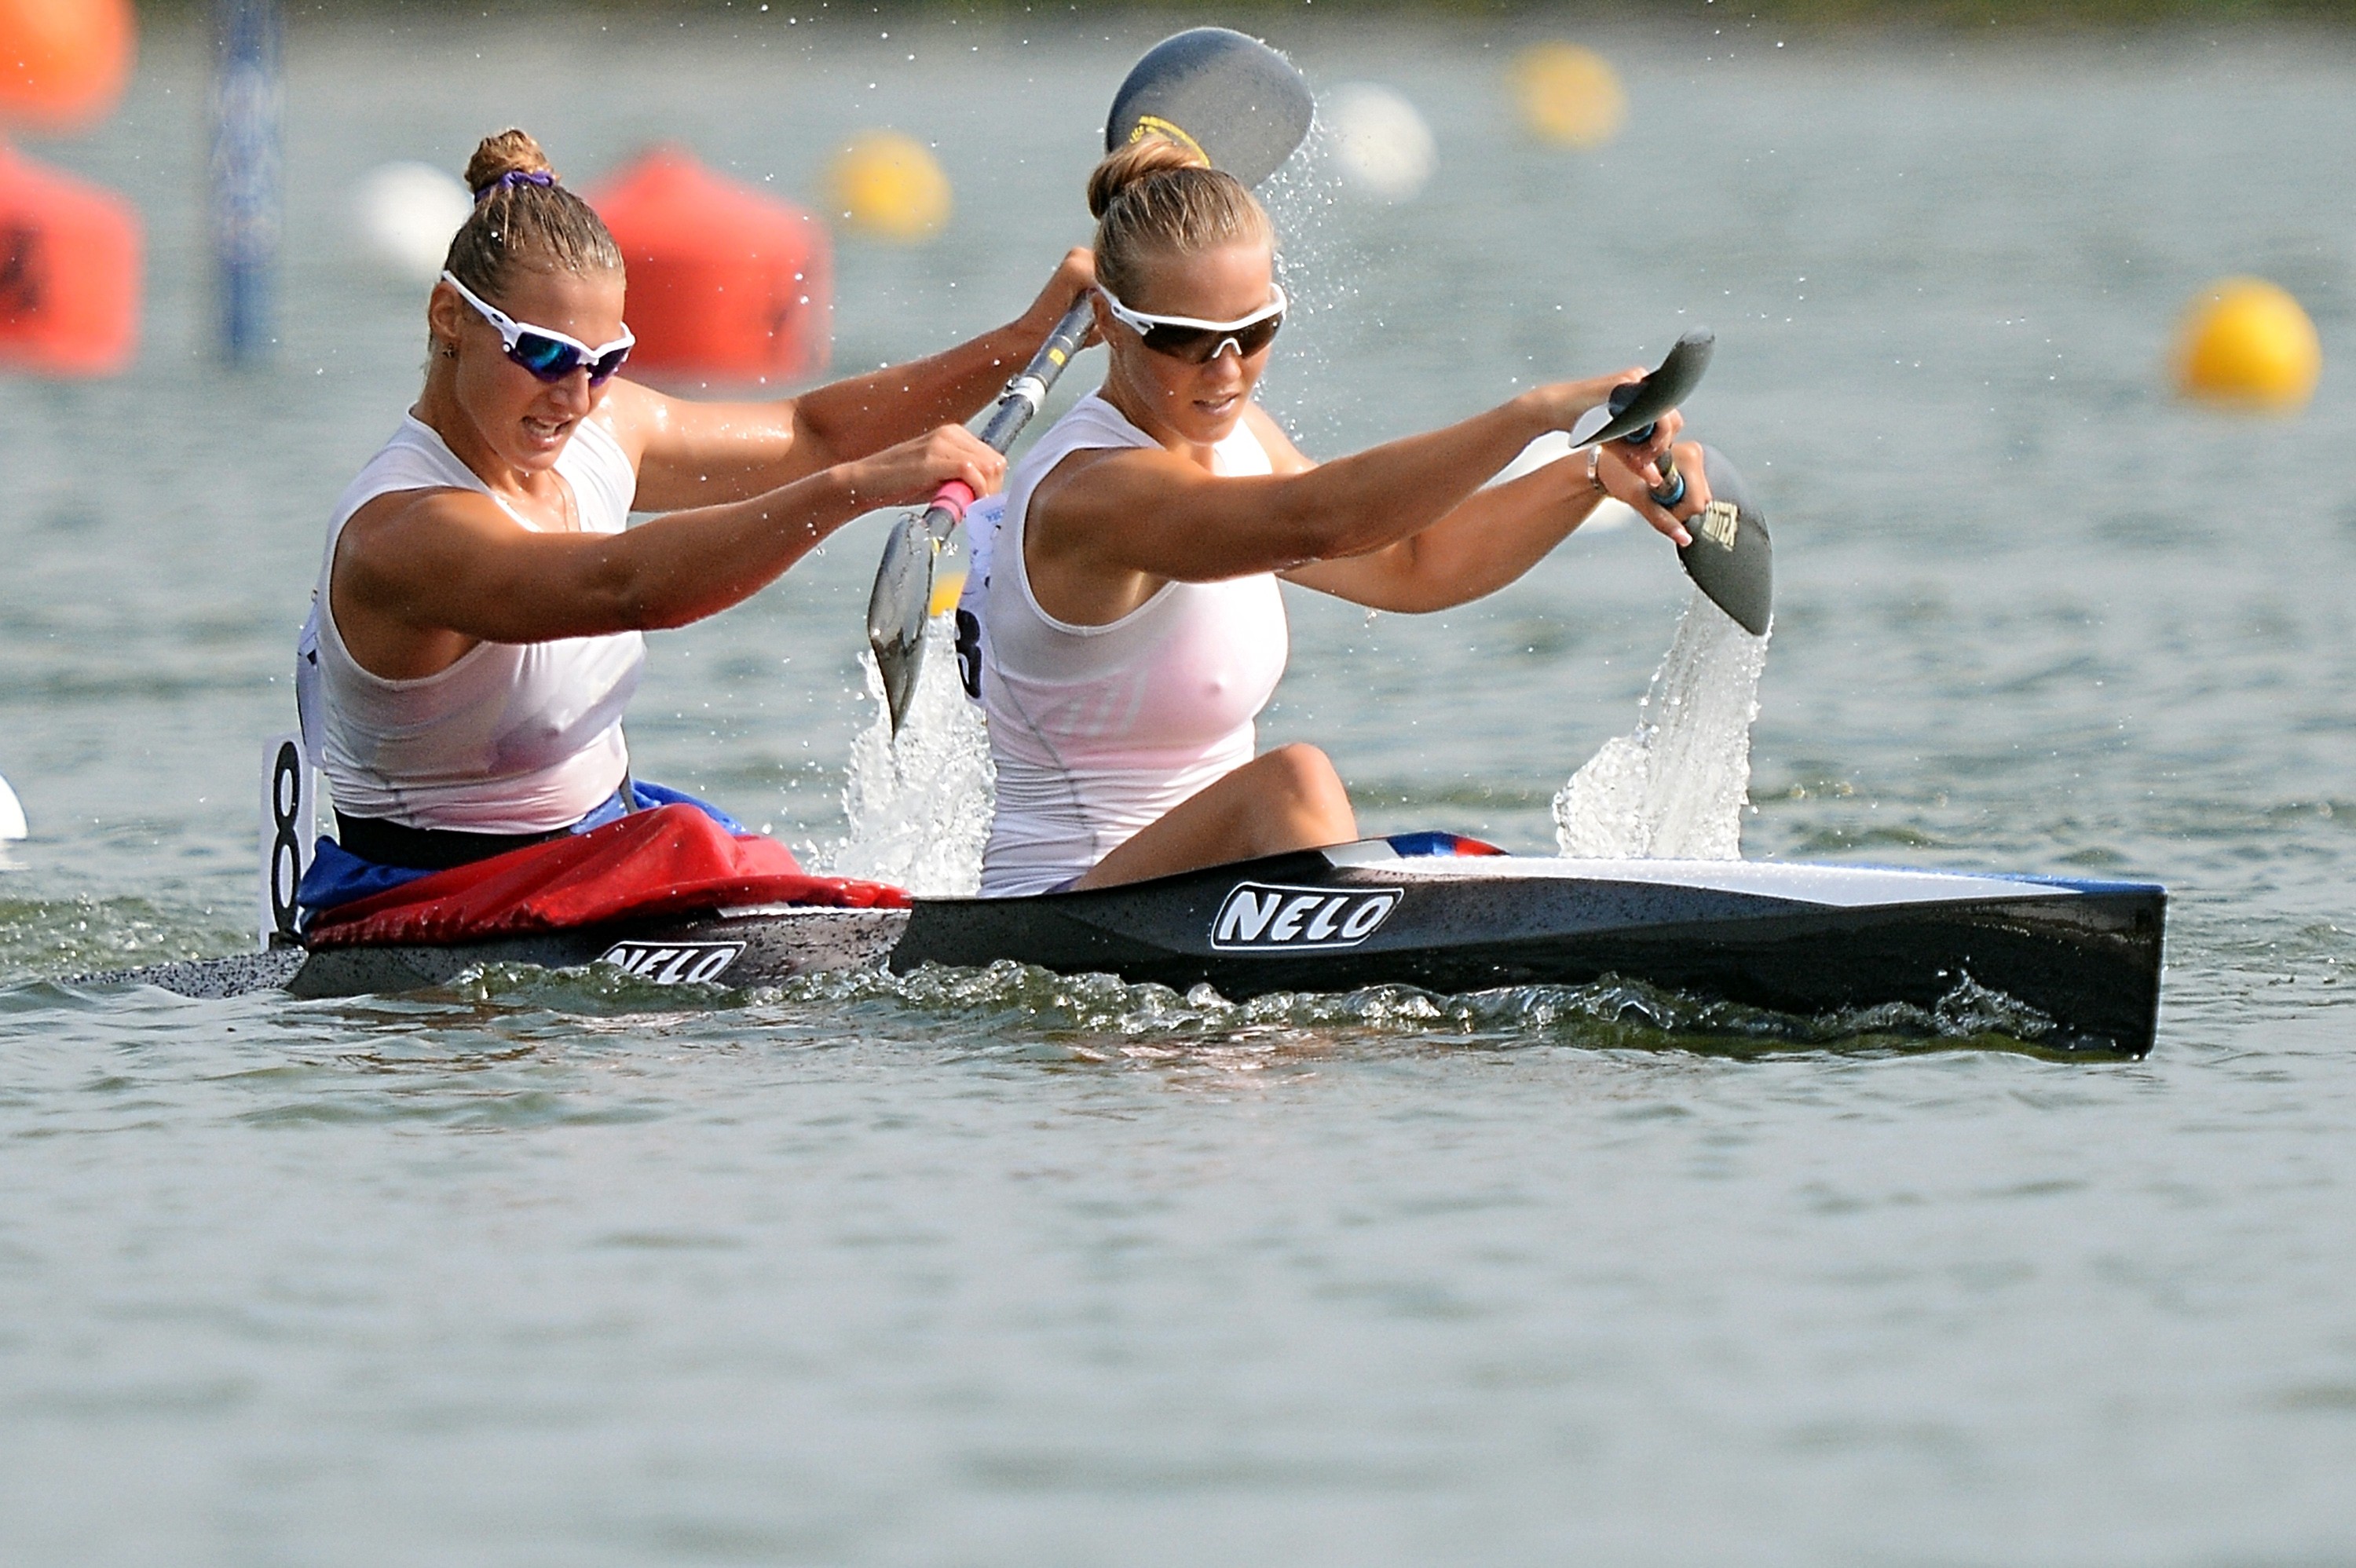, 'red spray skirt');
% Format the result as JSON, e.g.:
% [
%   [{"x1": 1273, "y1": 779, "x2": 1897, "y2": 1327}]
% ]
[{"x1": 306, "y1": 804, "x2": 906, "y2": 948}]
